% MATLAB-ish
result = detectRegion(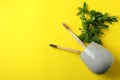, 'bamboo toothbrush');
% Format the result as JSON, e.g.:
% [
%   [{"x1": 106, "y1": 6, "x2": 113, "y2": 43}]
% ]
[
  {"x1": 62, "y1": 23, "x2": 86, "y2": 49},
  {"x1": 49, "y1": 23, "x2": 86, "y2": 54},
  {"x1": 49, "y1": 44, "x2": 81, "y2": 54}
]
